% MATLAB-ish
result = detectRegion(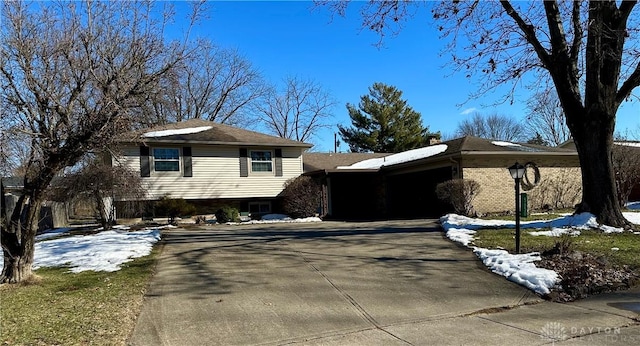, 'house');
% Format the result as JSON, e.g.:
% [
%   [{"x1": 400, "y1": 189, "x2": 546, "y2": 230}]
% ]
[
  {"x1": 304, "y1": 136, "x2": 582, "y2": 219},
  {"x1": 111, "y1": 119, "x2": 312, "y2": 218},
  {"x1": 110, "y1": 119, "x2": 584, "y2": 221}
]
